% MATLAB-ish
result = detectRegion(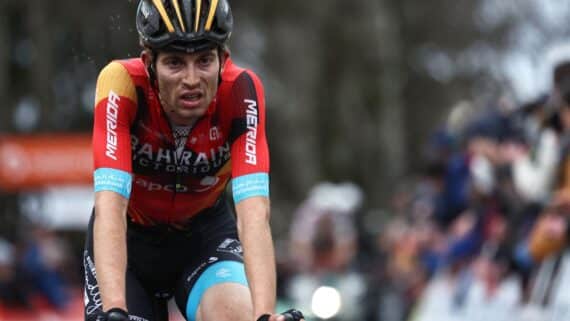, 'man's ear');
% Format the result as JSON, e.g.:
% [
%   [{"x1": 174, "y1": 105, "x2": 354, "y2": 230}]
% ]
[
  {"x1": 141, "y1": 49, "x2": 153, "y2": 69},
  {"x1": 141, "y1": 49, "x2": 158, "y2": 86}
]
